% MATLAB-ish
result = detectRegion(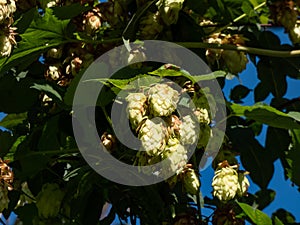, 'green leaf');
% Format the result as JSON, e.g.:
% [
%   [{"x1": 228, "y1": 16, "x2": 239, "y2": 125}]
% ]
[
  {"x1": 31, "y1": 83, "x2": 62, "y2": 101},
  {"x1": 230, "y1": 103, "x2": 300, "y2": 129},
  {"x1": 0, "y1": 75, "x2": 39, "y2": 113},
  {"x1": 0, "y1": 113, "x2": 27, "y2": 130},
  {"x1": 149, "y1": 66, "x2": 226, "y2": 82},
  {"x1": 286, "y1": 129, "x2": 300, "y2": 188},
  {"x1": 237, "y1": 202, "x2": 272, "y2": 225},
  {"x1": 255, "y1": 189, "x2": 276, "y2": 210},
  {"x1": 0, "y1": 8, "x2": 71, "y2": 74},
  {"x1": 230, "y1": 84, "x2": 251, "y2": 103},
  {"x1": 52, "y1": 3, "x2": 91, "y2": 20},
  {"x1": 272, "y1": 209, "x2": 297, "y2": 224},
  {"x1": 288, "y1": 111, "x2": 300, "y2": 121},
  {"x1": 273, "y1": 216, "x2": 285, "y2": 225},
  {"x1": 14, "y1": 203, "x2": 38, "y2": 225},
  {"x1": 227, "y1": 127, "x2": 274, "y2": 188},
  {"x1": 0, "y1": 131, "x2": 15, "y2": 158},
  {"x1": 265, "y1": 127, "x2": 291, "y2": 162},
  {"x1": 257, "y1": 59, "x2": 287, "y2": 98},
  {"x1": 254, "y1": 82, "x2": 270, "y2": 102}
]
